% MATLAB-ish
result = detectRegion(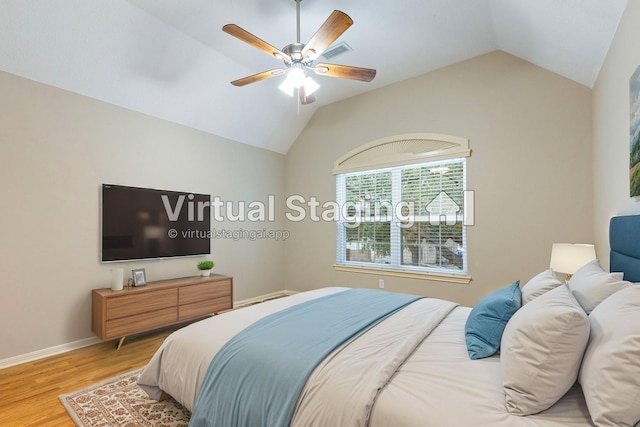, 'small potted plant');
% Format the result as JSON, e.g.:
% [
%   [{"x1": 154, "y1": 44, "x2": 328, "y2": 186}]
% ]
[{"x1": 197, "y1": 260, "x2": 215, "y2": 277}]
